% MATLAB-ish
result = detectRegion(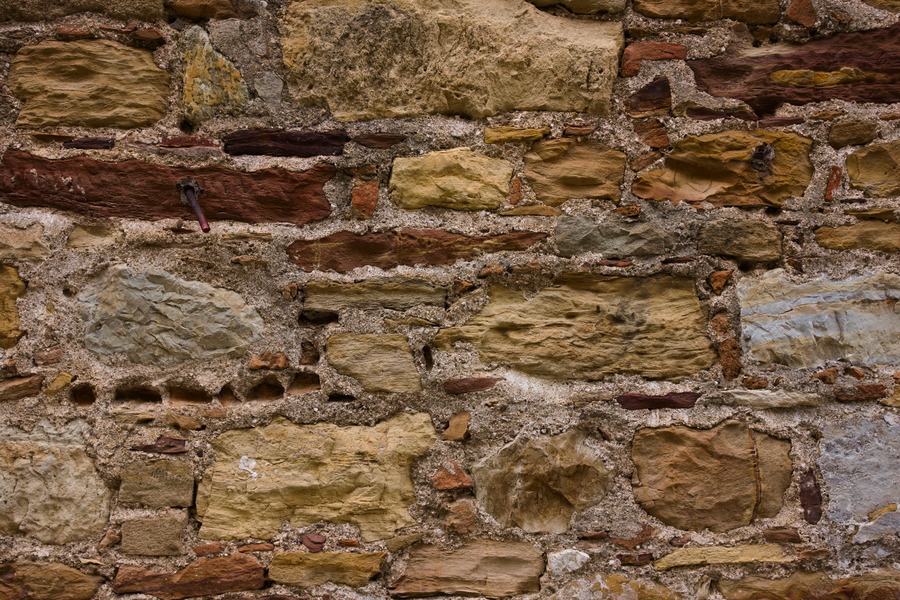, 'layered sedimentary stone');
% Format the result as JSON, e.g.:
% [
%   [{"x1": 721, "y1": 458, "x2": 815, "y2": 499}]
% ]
[
  {"x1": 121, "y1": 513, "x2": 188, "y2": 556},
  {"x1": 0, "y1": 376, "x2": 43, "y2": 402},
  {"x1": 554, "y1": 215, "x2": 674, "y2": 258},
  {"x1": 616, "y1": 392, "x2": 700, "y2": 410},
  {"x1": 77, "y1": 265, "x2": 263, "y2": 365},
  {"x1": 0, "y1": 0, "x2": 163, "y2": 20},
  {"x1": 0, "y1": 150, "x2": 334, "y2": 226},
  {"x1": 269, "y1": 552, "x2": 387, "y2": 587},
  {"x1": 632, "y1": 131, "x2": 813, "y2": 207},
  {"x1": 0, "y1": 266, "x2": 25, "y2": 349},
  {"x1": 327, "y1": 334, "x2": 421, "y2": 393},
  {"x1": 0, "y1": 222, "x2": 48, "y2": 260},
  {"x1": 634, "y1": 0, "x2": 779, "y2": 22},
  {"x1": 114, "y1": 554, "x2": 264, "y2": 600},
  {"x1": 434, "y1": 274, "x2": 714, "y2": 380},
  {"x1": 0, "y1": 421, "x2": 110, "y2": 544},
  {"x1": 281, "y1": 0, "x2": 623, "y2": 120},
  {"x1": 632, "y1": 422, "x2": 792, "y2": 532},
  {"x1": 654, "y1": 545, "x2": 792, "y2": 570},
  {"x1": 846, "y1": 140, "x2": 900, "y2": 198},
  {"x1": 390, "y1": 148, "x2": 514, "y2": 211},
  {"x1": 391, "y1": 540, "x2": 544, "y2": 598},
  {"x1": 698, "y1": 219, "x2": 782, "y2": 262},
  {"x1": 196, "y1": 413, "x2": 435, "y2": 541},
  {"x1": 719, "y1": 571, "x2": 900, "y2": 600},
  {"x1": 551, "y1": 573, "x2": 682, "y2": 600},
  {"x1": 689, "y1": 25, "x2": 900, "y2": 114},
  {"x1": 223, "y1": 129, "x2": 347, "y2": 156},
  {"x1": 8, "y1": 40, "x2": 169, "y2": 128},
  {"x1": 815, "y1": 221, "x2": 900, "y2": 252},
  {"x1": 524, "y1": 140, "x2": 626, "y2": 206},
  {"x1": 713, "y1": 390, "x2": 823, "y2": 408},
  {"x1": 168, "y1": 0, "x2": 254, "y2": 19},
  {"x1": 528, "y1": 0, "x2": 624, "y2": 14},
  {"x1": 621, "y1": 42, "x2": 687, "y2": 77},
  {"x1": 304, "y1": 279, "x2": 446, "y2": 312},
  {"x1": 737, "y1": 270, "x2": 900, "y2": 368},
  {"x1": 472, "y1": 430, "x2": 610, "y2": 533},
  {"x1": 0, "y1": 562, "x2": 103, "y2": 600},
  {"x1": 119, "y1": 460, "x2": 195, "y2": 508},
  {"x1": 181, "y1": 26, "x2": 249, "y2": 124}
]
